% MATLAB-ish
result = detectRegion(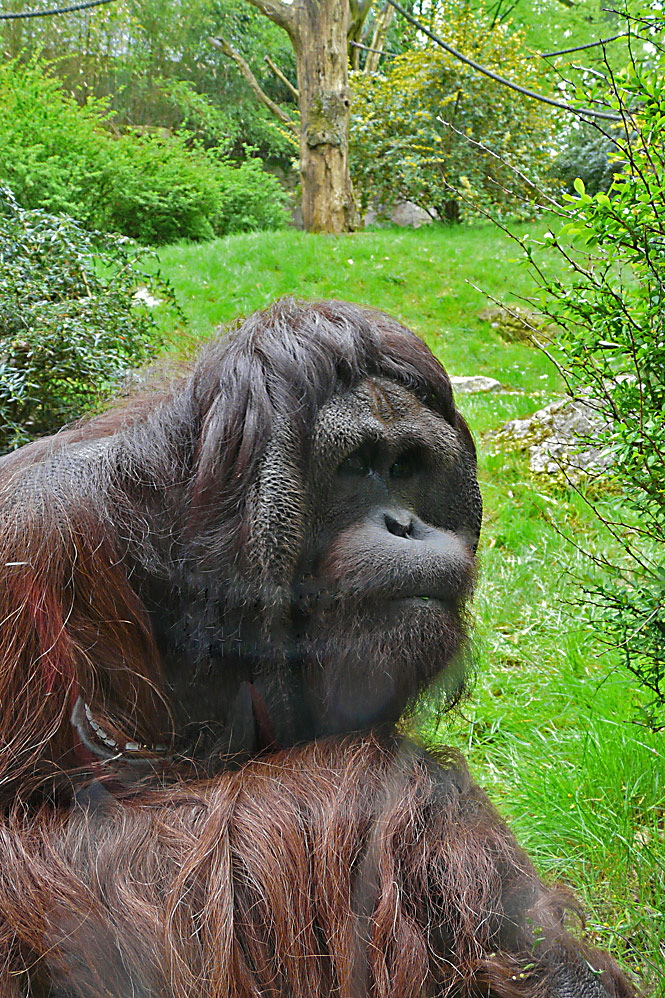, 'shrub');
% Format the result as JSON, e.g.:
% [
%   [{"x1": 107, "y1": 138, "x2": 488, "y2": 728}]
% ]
[
  {"x1": 522, "y1": 37, "x2": 665, "y2": 726},
  {"x1": 108, "y1": 134, "x2": 288, "y2": 244},
  {"x1": 0, "y1": 57, "x2": 115, "y2": 227},
  {"x1": 212, "y1": 154, "x2": 291, "y2": 235},
  {"x1": 0, "y1": 59, "x2": 288, "y2": 244},
  {"x1": 349, "y1": 2, "x2": 556, "y2": 221},
  {"x1": 0, "y1": 188, "x2": 171, "y2": 451},
  {"x1": 552, "y1": 123, "x2": 624, "y2": 197}
]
